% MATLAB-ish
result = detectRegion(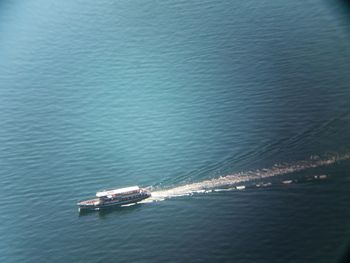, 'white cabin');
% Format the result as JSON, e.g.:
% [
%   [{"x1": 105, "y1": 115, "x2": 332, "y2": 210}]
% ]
[{"x1": 96, "y1": 186, "x2": 140, "y2": 198}]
